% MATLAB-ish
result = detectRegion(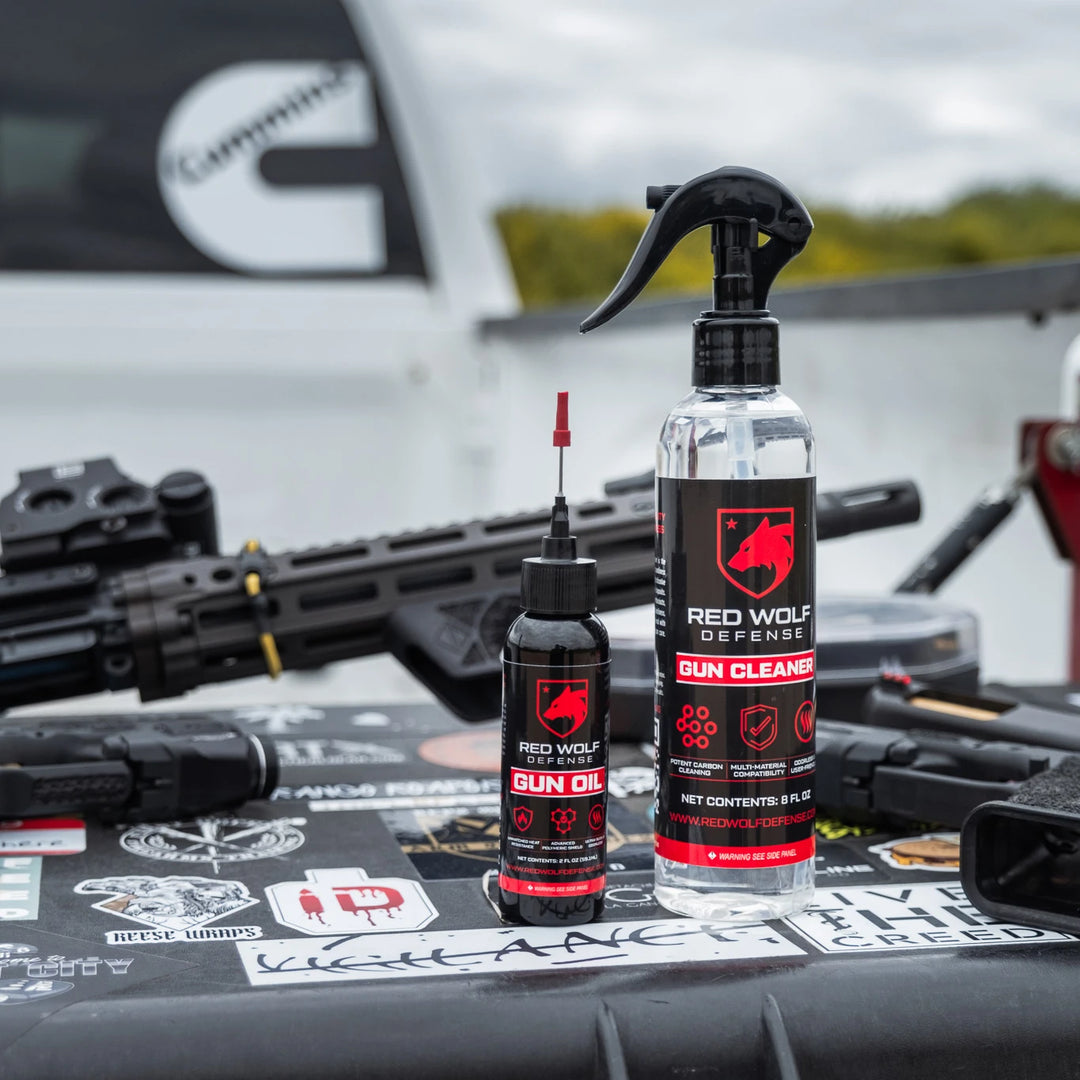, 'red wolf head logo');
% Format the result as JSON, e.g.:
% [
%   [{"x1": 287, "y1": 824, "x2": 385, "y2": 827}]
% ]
[
  {"x1": 536, "y1": 680, "x2": 588, "y2": 739},
  {"x1": 718, "y1": 508, "x2": 795, "y2": 598}
]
